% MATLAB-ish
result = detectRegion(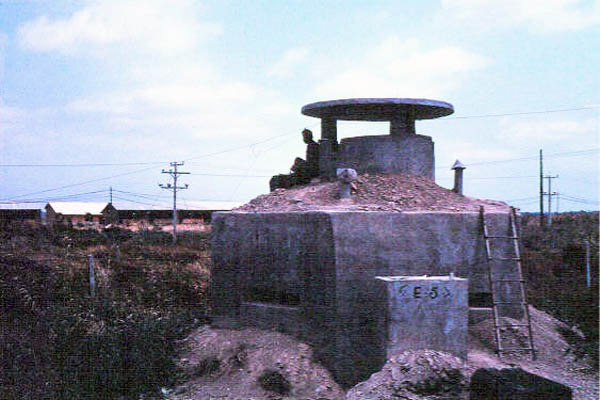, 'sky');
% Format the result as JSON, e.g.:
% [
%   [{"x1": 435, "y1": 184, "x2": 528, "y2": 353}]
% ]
[{"x1": 0, "y1": 0, "x2": 598, "y2": 212}]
